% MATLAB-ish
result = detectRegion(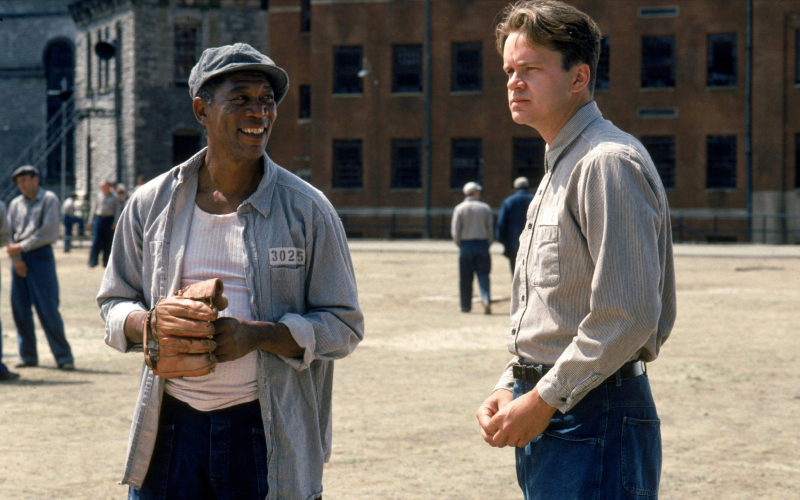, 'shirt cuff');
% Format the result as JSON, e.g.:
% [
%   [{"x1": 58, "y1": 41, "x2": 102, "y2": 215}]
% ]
[
  {"x1": 493, "y1": 357, "x2": 518, "y2": 393},
  {"x1": 537, "y1": 369, "x2": 603, "y2": 414},
  {"x1": 276, "y1": 312, "x2": 316, "y2": 371},
  {"x1": 105, "y1": 301, "x2": 147, "y2": 353}
]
